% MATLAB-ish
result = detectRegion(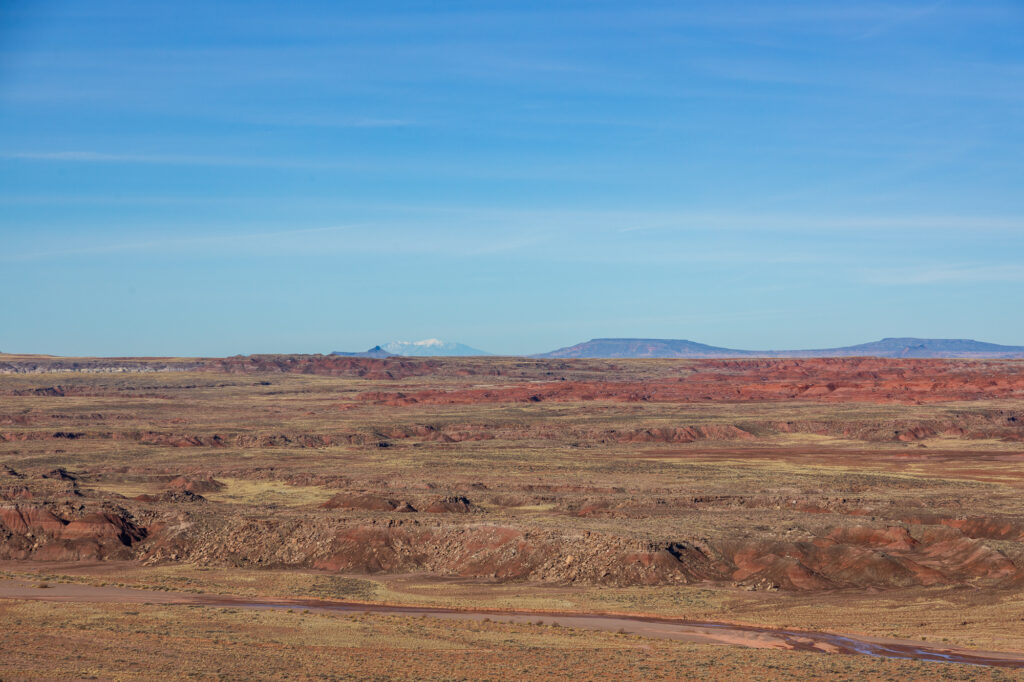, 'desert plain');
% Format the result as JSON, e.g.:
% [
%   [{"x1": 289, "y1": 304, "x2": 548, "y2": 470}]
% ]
[{"x1": 2, "y1": 353, "x2": 1024, "y2": 679}]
